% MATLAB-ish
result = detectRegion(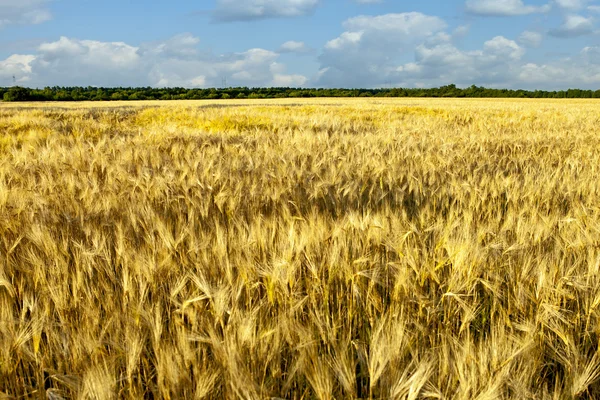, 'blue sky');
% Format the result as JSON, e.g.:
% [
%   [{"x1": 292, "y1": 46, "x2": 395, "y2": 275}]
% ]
[{"x1": 1, "y1": 0, "x2": 600, "y2": 89}]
